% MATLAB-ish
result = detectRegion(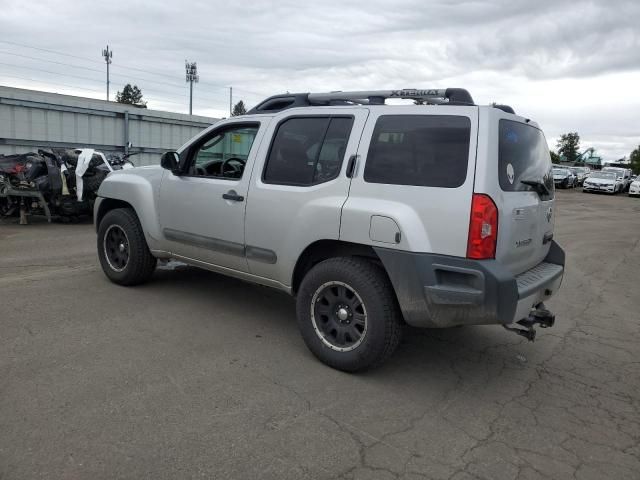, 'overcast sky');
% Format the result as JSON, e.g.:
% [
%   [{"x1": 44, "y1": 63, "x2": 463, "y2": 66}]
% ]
[{"x1": 0, "y1": 0, "x2": 638, "y2": 159}]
